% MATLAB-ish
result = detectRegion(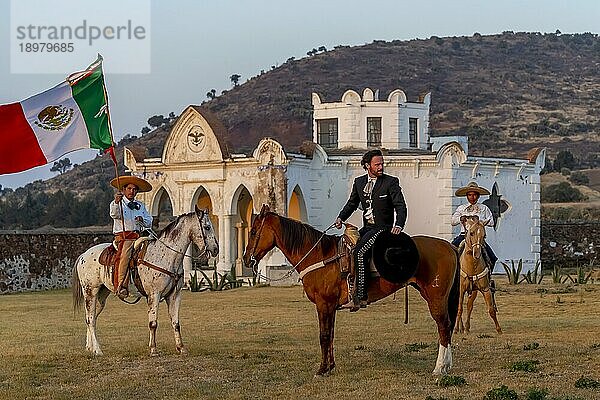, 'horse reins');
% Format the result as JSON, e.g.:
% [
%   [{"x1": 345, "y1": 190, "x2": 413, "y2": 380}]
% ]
[{"x1": 248, "y1": 213, "x2": 336, "y2": 282}]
